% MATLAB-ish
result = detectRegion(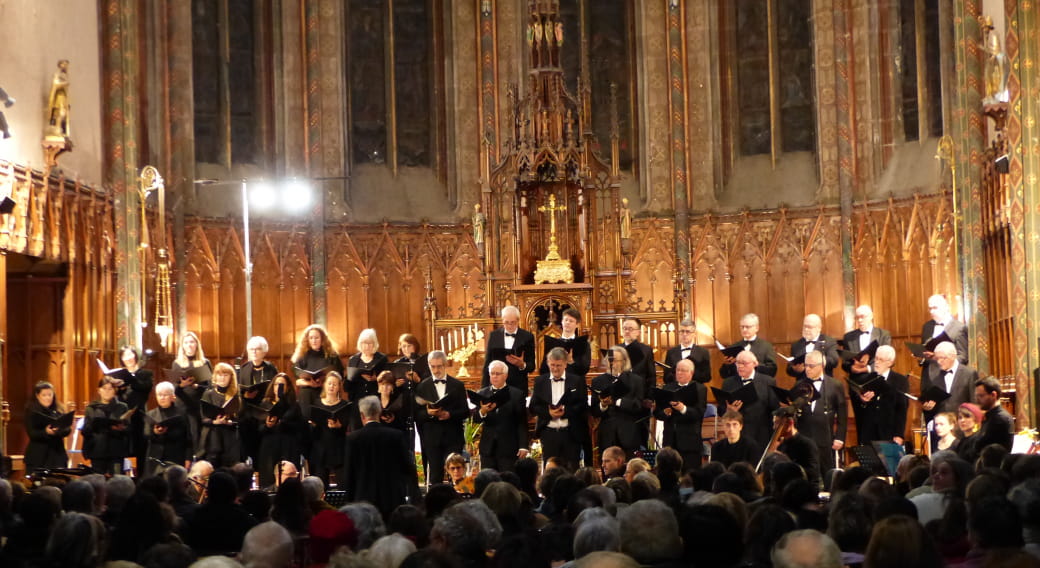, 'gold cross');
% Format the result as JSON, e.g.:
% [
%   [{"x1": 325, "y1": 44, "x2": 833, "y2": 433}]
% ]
[{"x1": 538, "y1": 194, "x2": 566, "y2": 260}]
